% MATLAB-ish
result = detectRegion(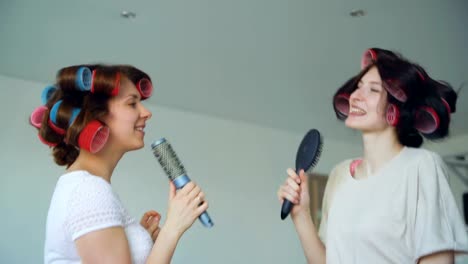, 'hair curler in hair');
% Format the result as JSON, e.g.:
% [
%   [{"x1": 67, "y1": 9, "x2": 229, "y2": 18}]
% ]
[
  {"x1": 75, "y1": 67, "x2": 93, "y2": 91},
  {"x1": 77, "y1": 120, "x2": 110, "y2": 153},
  {"x1": 41, "y1": 85, "x2": 57, "y2": 105},
  {"x1": 383, "y1": 79, "x2": 407, "y2": 103},
  {"x1": 136, "y1": 78, "x2": 153, "y2": 99},
  {"x1": 334, "y1": 93, "x2": 350, "y2": 117},
  {"x1": 386, "y1": 104, "x2": 400, "y2": 126},
  {"x1": 30, "y1": 106, "x2": 48, "y2": 129},
  {"x1": 49, "y1": 100, "x2": 81, "y2": 135},
  {"x1": 414, "y1": 107, "x2": 440, "y2": 134},
  {"x1": 90, "y1": 70, "x2": 120, "y2": 96},
  {"x1": 361, "y1": 49, "x2": 377, "y2": 69}
]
